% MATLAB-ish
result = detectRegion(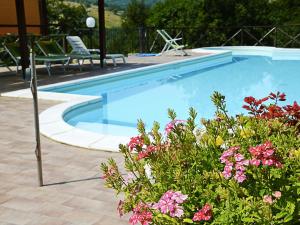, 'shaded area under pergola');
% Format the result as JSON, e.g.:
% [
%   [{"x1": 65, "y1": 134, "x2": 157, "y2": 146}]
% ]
[{"x1": 0, "y1": 0, "x2": 106, "y2": 78}]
